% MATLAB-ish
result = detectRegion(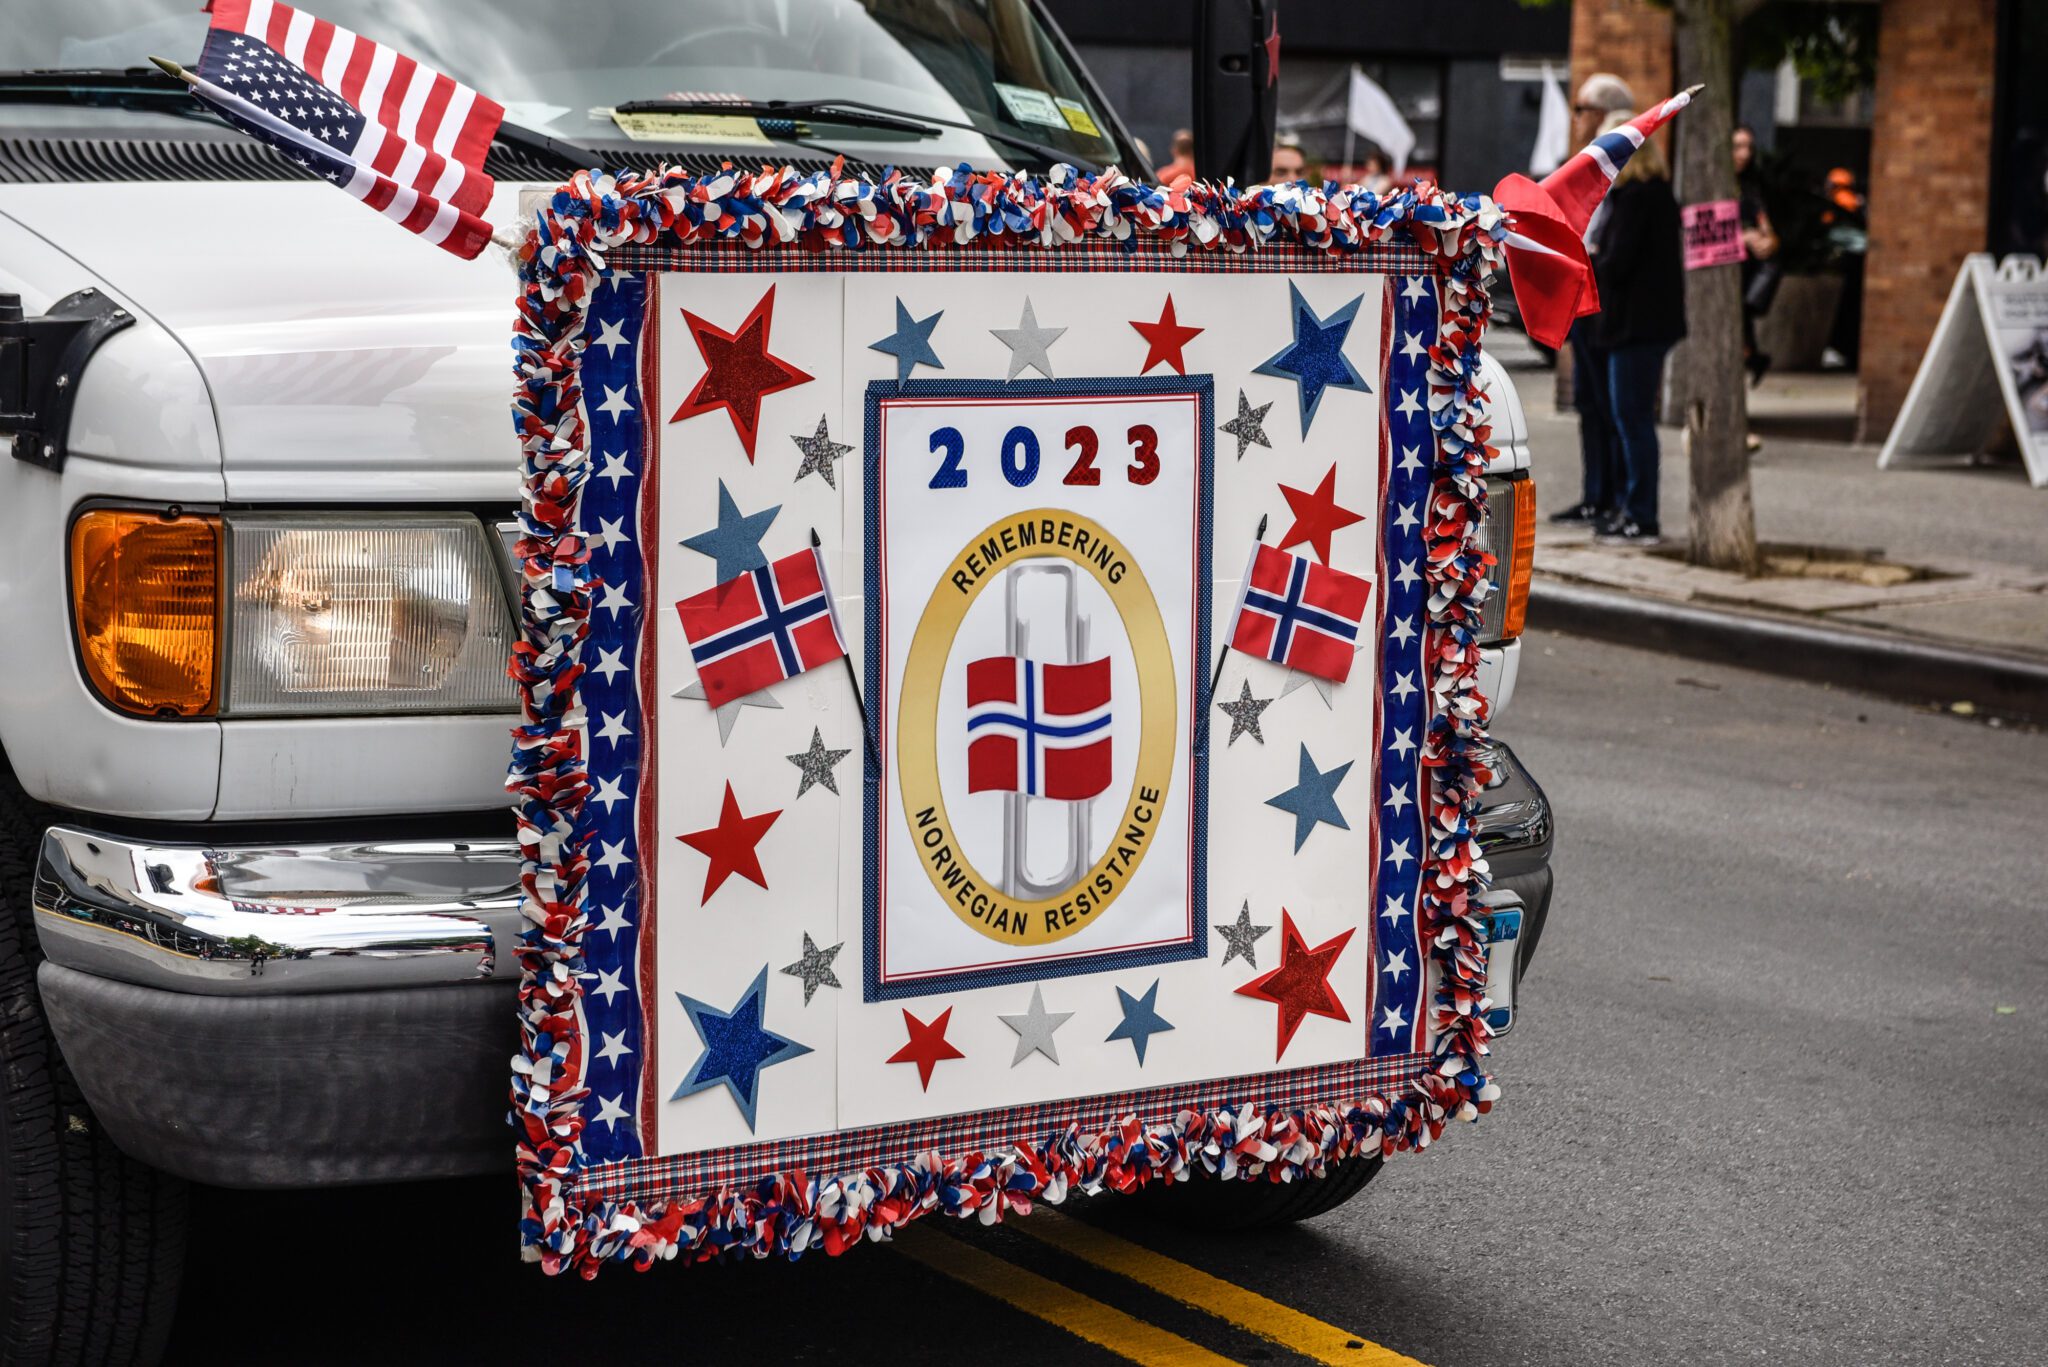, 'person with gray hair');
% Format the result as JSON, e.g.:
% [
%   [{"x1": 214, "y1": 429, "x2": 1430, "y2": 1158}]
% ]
[{"x1": 1550, "y1": 78, "x2": 1639, "y2": 531}]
